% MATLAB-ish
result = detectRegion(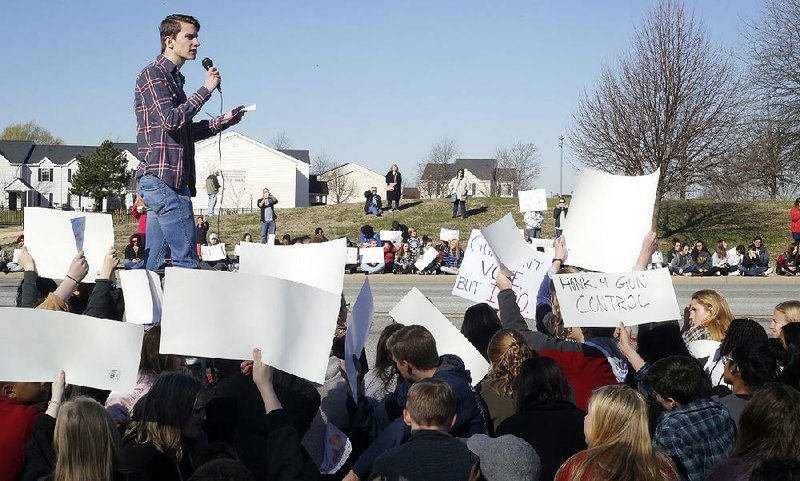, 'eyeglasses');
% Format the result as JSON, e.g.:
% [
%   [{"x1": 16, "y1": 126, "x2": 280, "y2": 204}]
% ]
[{"x1": 721, "y1": 355, "x2": 735, "y2": 366}]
